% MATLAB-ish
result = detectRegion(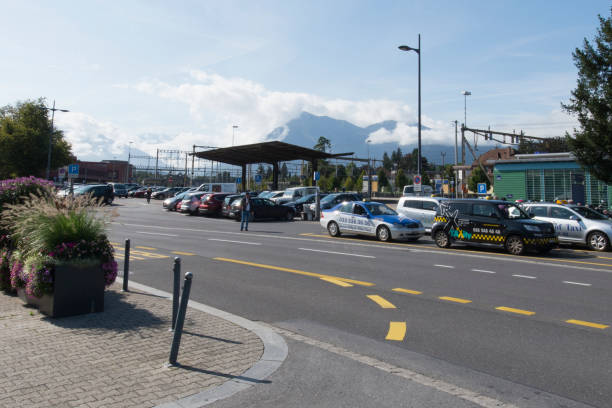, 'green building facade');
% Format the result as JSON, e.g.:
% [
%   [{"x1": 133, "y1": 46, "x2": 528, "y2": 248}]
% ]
[{"x1": 493, "y1": 153, "x2": 610, "y2": 208}]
